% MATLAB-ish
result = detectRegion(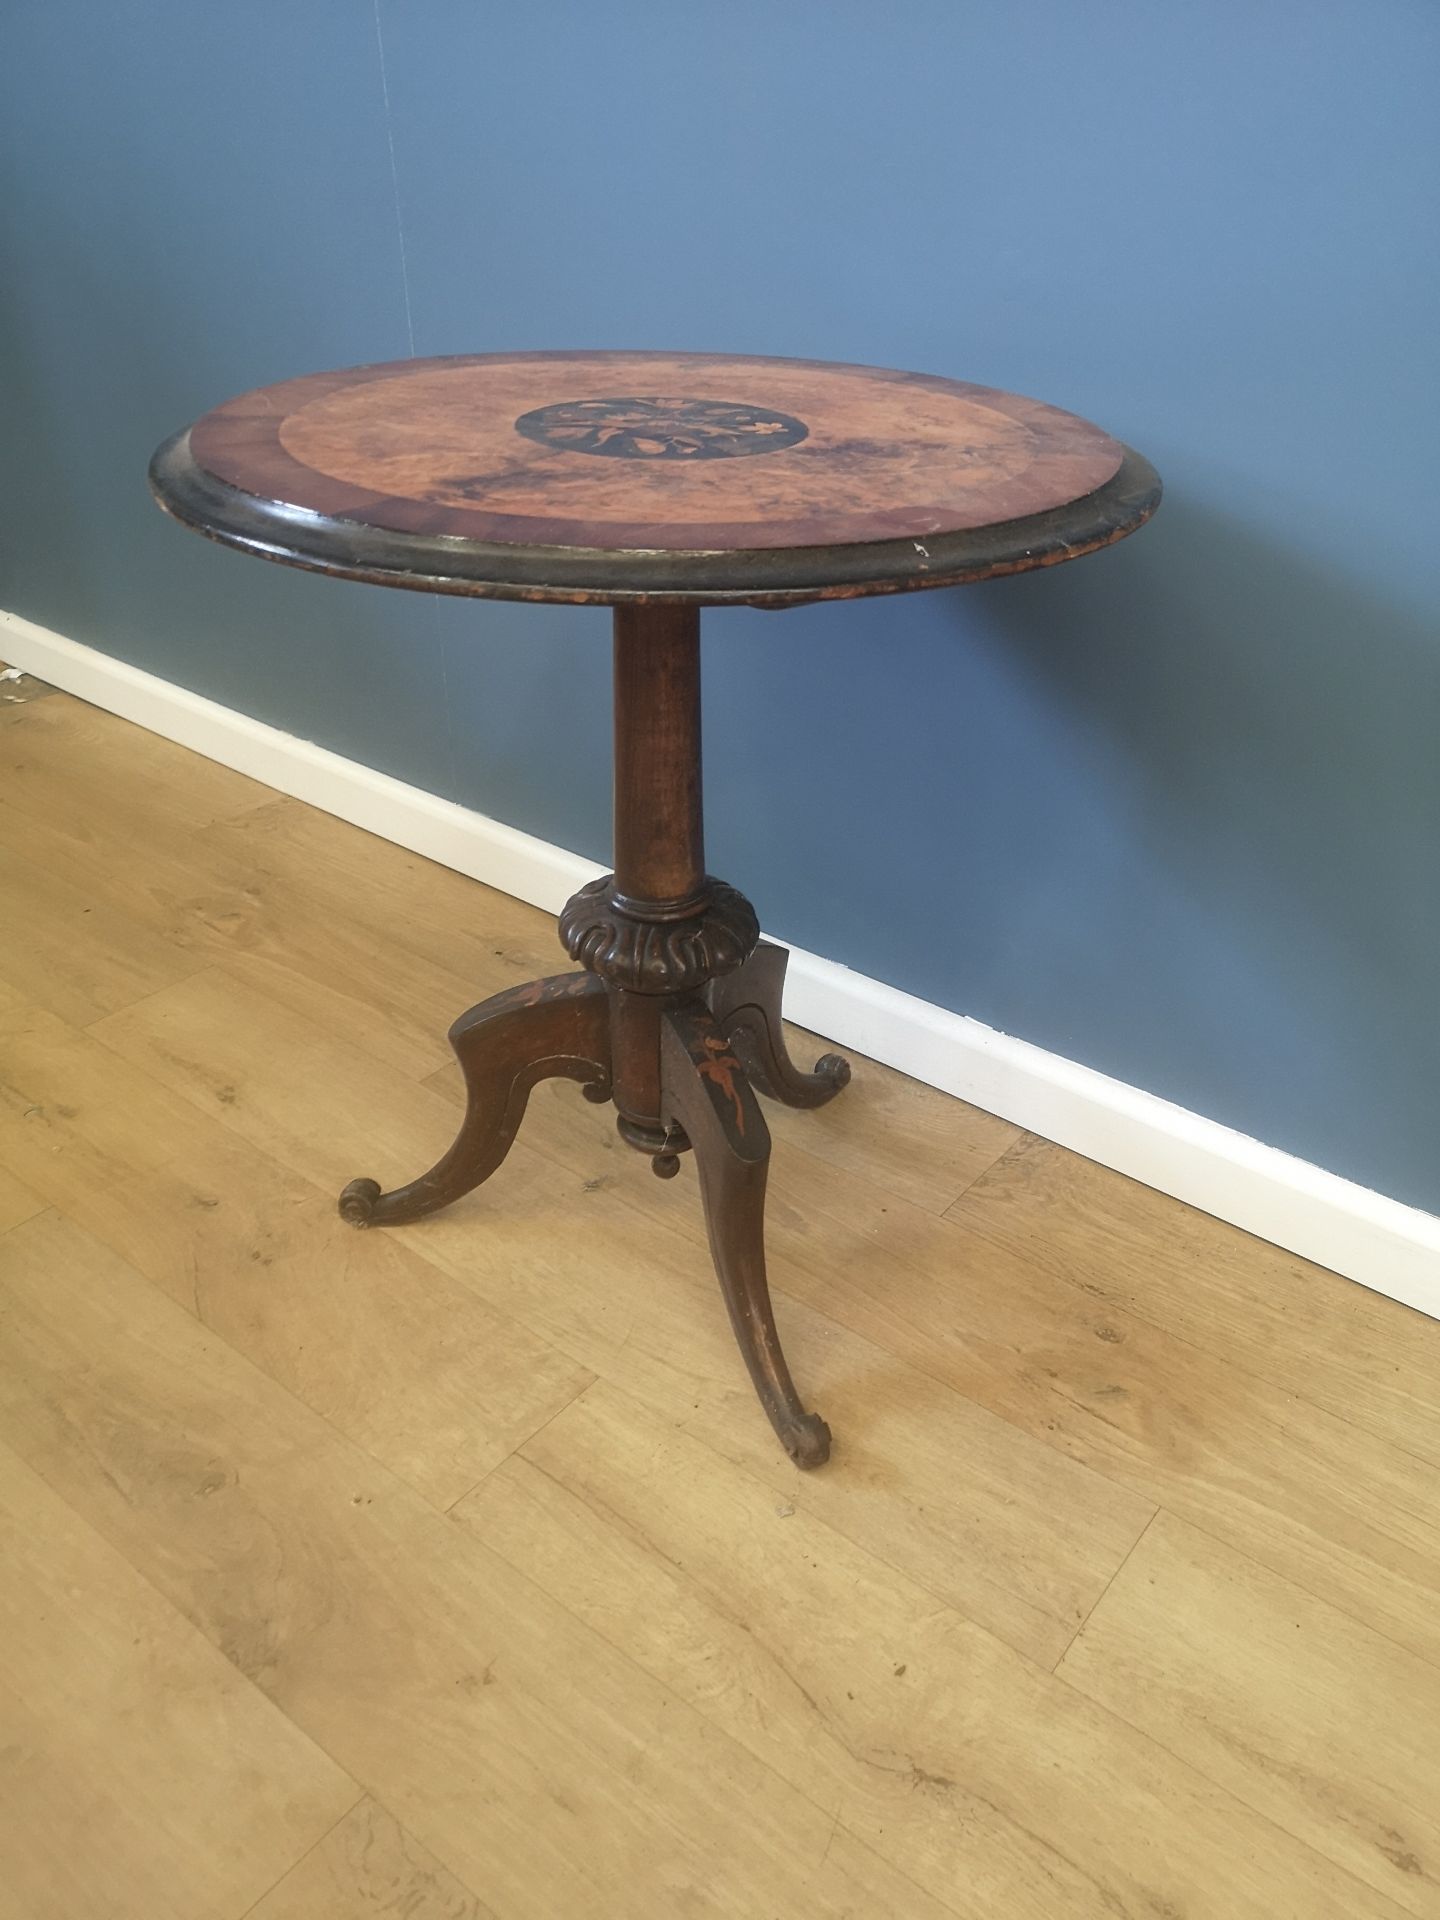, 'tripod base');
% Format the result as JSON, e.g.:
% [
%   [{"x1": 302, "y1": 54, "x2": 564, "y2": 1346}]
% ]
[
  {"x1": 339, "y1": 936, "x2": 848, "y2": 1469},
  {"x1": 342, "y1": 601, "x2": 850, "y2": 1468}
]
